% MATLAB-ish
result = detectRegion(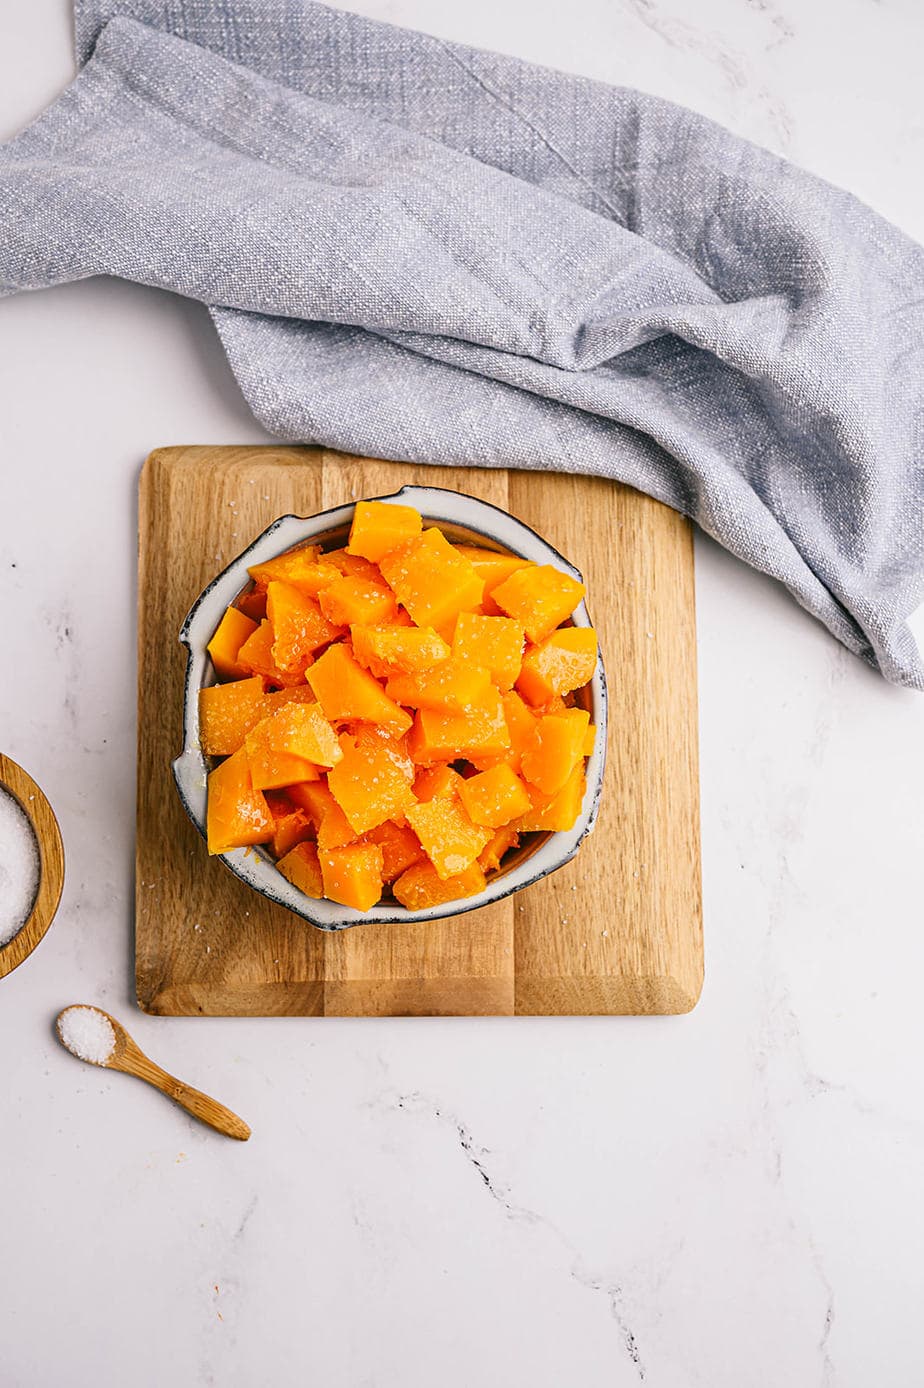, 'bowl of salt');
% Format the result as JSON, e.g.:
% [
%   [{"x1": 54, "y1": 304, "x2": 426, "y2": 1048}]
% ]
[{"x1": 0, "y1": 755, "x2": 64, "y2": 980}]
